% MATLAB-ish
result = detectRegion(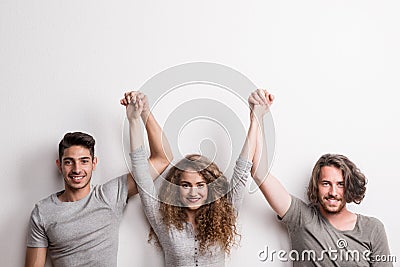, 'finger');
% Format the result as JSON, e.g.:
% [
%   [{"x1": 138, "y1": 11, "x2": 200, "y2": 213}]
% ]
[
  {"x1": 126, "y1": 91, "x2": 138, "y2": 104},
  {"x1": 136, "y1": 91, "x2": 144, "y2": 100},
  {"x1": 135, "y1": 95, "x2": 143, "y2": 106},
  {"x1": 137, "y1": 97, "x2": 144, "y2": 108},
  {"x1": 124, "y1": 92, "x2": 131, "y2": 104},
  {"x1": 130, "y1": 92, "x2": 141, "y2": 103},
  {"x1": 134, "y1": 99, "x2": 144, "y2": 113},
  {"x1": 131, "y1": 92, "x2": 139, "y2": 104},
  {"x1": 141, "y1": 95, "x2": 149, "y2": 110},
  {"x1": 250, "y1": 91, "x2": 263, "y2": 104},
  {"x1": 249, "y1": 98, "x2": 261, "y2": 106},
  {"x1": 264, "y1": 93, "x2": 274, "y2": 106},
  {"x1": 268, "y1": 94, "x2": 275, "y2": 103},
  {"x1": 257, "y1": 89, "x2": 268, "y2": 104},
  {"x1": 123, "y1": 95, "x2": 131, "y2": 106}
]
